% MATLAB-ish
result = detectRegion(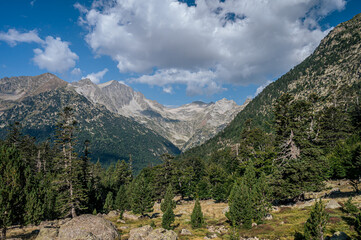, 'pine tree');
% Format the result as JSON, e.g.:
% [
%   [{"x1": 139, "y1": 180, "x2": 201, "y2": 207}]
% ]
[
  {"x1": 343, "y1": 197, "x2": 359, "y2": 216},
  {"x1": 0, "y1": 145, "x2": 26, "y2": 240},
  {"x1": 130, "y1": 176, "x2": 154, "y2": 216},
  {"x1": 103, "y1": 191, "x2": 114, "y2": 214},
  {"x1": 304, "y1": 200, "x2": 328, "y2": 240},
  {"x1": 226, "y1": 181, "x2": 253, "y2": 229},
  {"x1": 191, "y1": 198, "x2": 204, "y2": 229},
  {"x1": 54, "y1": 107, "x2": 88, "y2": 218},
  {"x1": 115, "y1": 185, "x2": 128, "y2": 217},
  {"x1": 161, "y1": 184, "x2": 176, "y2": 213},
  {"x1": 254, "y1": 172, "x2": 272, "y2": 223},
  {"x1": 162, "y1": 204, "x2": 175, "y2": 230}
]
